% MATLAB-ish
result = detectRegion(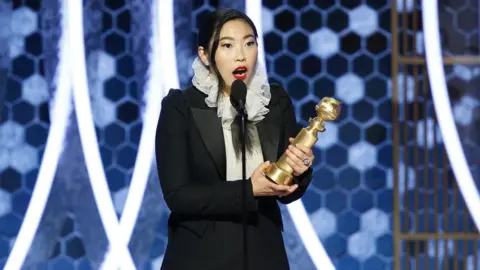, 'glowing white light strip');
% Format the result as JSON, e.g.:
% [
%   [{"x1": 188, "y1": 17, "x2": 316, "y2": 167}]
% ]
[
  {"x1": 245, "y1": 0, "x2": 266, "y2": 74},
  {"x1": 119, "y1": 0, "x2": 179, "y2": 231},
  {"x1": 246, "y1": 3, "x2": 335, "y2": 270},
  {"x1": 422, "y1": 1, "x2": 480, "y2": 230},
  {"x1": 66, "y1": 0, "x2": 135, "y2": 269},
  {"x1": 4, "y1": 3, "x2": 72, "y2": 269},
  {"x1": 100, "y1": 0, "x2": 179, "y2": 268},
  {"x1": 287, "y1": 200, "x2": 335, "y2": 270}
]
